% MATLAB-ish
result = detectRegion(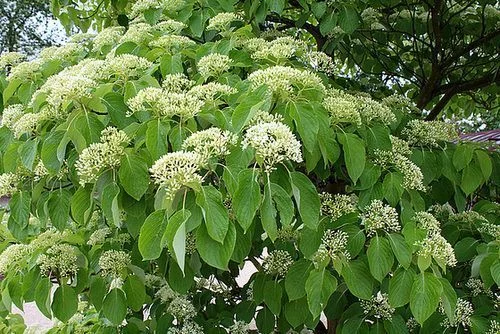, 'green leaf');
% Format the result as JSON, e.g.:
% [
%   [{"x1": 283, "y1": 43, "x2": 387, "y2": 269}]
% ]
[
  {"x1": 389, "y1": 268, "x2": 416, "y2": 307},
  {"x1": 453, "y1": 144, "x2": 474, "y2": 171},
  {"x1": 367, "y1": 236, "x2": 394, "y2": 282},
  {"x1": 196, "y1": 185, "x2": 229, "y2": 243},
  {"x1": 34, "y1": 278, "x2": 52, "y2": 318},
  {"x1": 261, "y1": 182, "x2": 277, "y2": 241},
  {"x1": 491, "y1": 261, "x2": 500, "y2": 286},
  {"x1": 19, "y1": 138, "x2": 38, "y2": 170},
  {"x1": 160, "y1": 53, "x2": 183, "y2": 76},
  {"x1": 439, "y1": 278, "x2": 457, "y2": 321},
  {"x1": 123, "y1": 275, "x2": 146, "y2": 312},
  {"x1": 232, "y1": 169, "x2": 261, "y2": 232},
  {"x1": 102, "y1": 288, "x2": 127, "y2": 325},
  {"x1": 256, "y1": 306, "x2": 275, "y2": 334},
  {"x1": 48, "y1": 189, "x2": 71, "y2": 230},
  {"x1": 163, "y1": 209, "x2": 190, "y2": 274},
  {"x1": 382, "y1": 173, "x2": 404, "y2": 206},
  {"x1": 338, "y1": 133, "x2": 366, "y2": 184},
  {"x1": 270, "y1": 183, "x2": 294, "y2": 227},
  {"x1": 119, "y1": 152, "x2": 150, "y2": 200},
  {"x1": 474, "y1": 150, "x2": 492, "y2": 180},
  {"x1": 410, "y1": 272, "x2": 443, "y2": 325},
  {"x1": 387, "y1": 233, "x2": 412, "y2": 269},
  {"x1": 231, "y1": 86, "x2": 270, "y2": 132},
  {"x1": 102, "y1": 92, "x2": 136, "y2": 128},
  {"x1": 284, "y1": 298, "x2": 308, "y2": 328},
  {"x1": 146, "y1": 119, "x2": 169, "y2": 160},
  {"x1": 285, "y1": 259, "x2": 313, "y2": 301},
  {"x1": 339, "y1": 5, "x2": 359, "y2": 33},
  {"x1": 8, "y1": 191, "x2": 31, "y2": 229},
  {"x1": 89, "y1": 276, "x2": 106, "y2": 311},
  {"x1": 264, "y1": 280, "x2": 282, "y2": 315},
  {"x1": 454, "y1": 237, "x2": 479, "y2": 262},
  {"x1": 101, "y1": 182, "x2": 121, "y2": 226},
  {"x1": 287, "y1": 101, "x2": 320, "y2": 153},
  {"x1": 71, "y1": 186, "x2": 92, "y2": 225},
  {"x1": 290, "y1": 172, "x2": 320, "y2": 230},
  {"x1": 41, "y1": 130, "x2": 66, "y2": 172},
  {"x1": 342, "y1": 259, "x2": 374, "y2": 299},
  {"x1": 305, "y1": 268, "x2": 337, "y2": 318},
  {"x1": 196, "y1": 221, "x2": 236, "y2": 270},
  {"x1": 139, "y1": 210, "x2": 168, "y2": 260},
  {"x1": 51, "y1": 285, "x2": 78, "y2": 322},
  {"x1": 461, "y1": 161, "x2": 483, "y2": 195}
]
